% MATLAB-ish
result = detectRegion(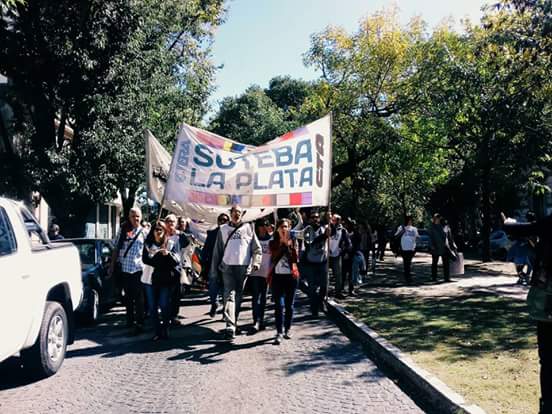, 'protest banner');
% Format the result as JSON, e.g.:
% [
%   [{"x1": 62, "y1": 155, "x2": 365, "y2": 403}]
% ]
[{"x1": 164, "y1": 115, "x2": 332, "y2": 215}]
